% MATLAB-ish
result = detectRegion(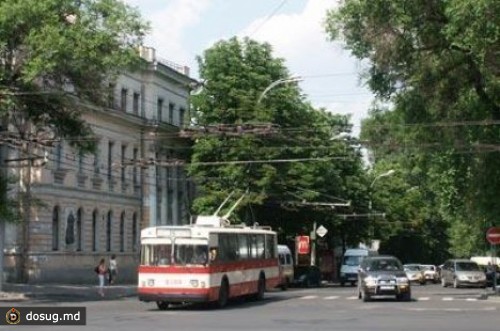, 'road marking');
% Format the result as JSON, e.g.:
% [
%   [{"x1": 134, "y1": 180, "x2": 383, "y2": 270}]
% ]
[
  {"x1": 442, "y1": 297, "x2": 454, "y2": 301},
  {"x1": 417, "y1": 297, "x2": 430, "y2": 301},
  {"x1": 299, "y1": 295, "x2": 317, "y2": 300},
  {"x1": 324, "y1": 296, "x2": 339, "y2": 300},
  {"x1": 466, "y1": 298, "x2": 478, "y2": 301},
  {"x1": 346, "y1": 296, "x2": 358, "y2": 300}
]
